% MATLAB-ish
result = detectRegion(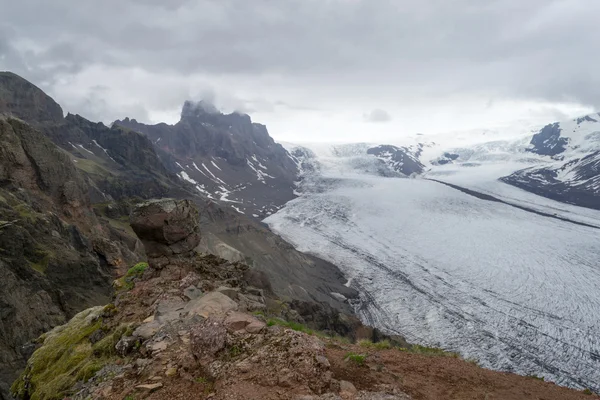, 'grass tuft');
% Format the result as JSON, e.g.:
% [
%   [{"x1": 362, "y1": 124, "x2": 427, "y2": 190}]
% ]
[
  {"x1": 358, "y1": 339, "x2": 392, "y2": 350},
  {"x1": 344, "y1": 352, "x2": 367, "y2": 366}
]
